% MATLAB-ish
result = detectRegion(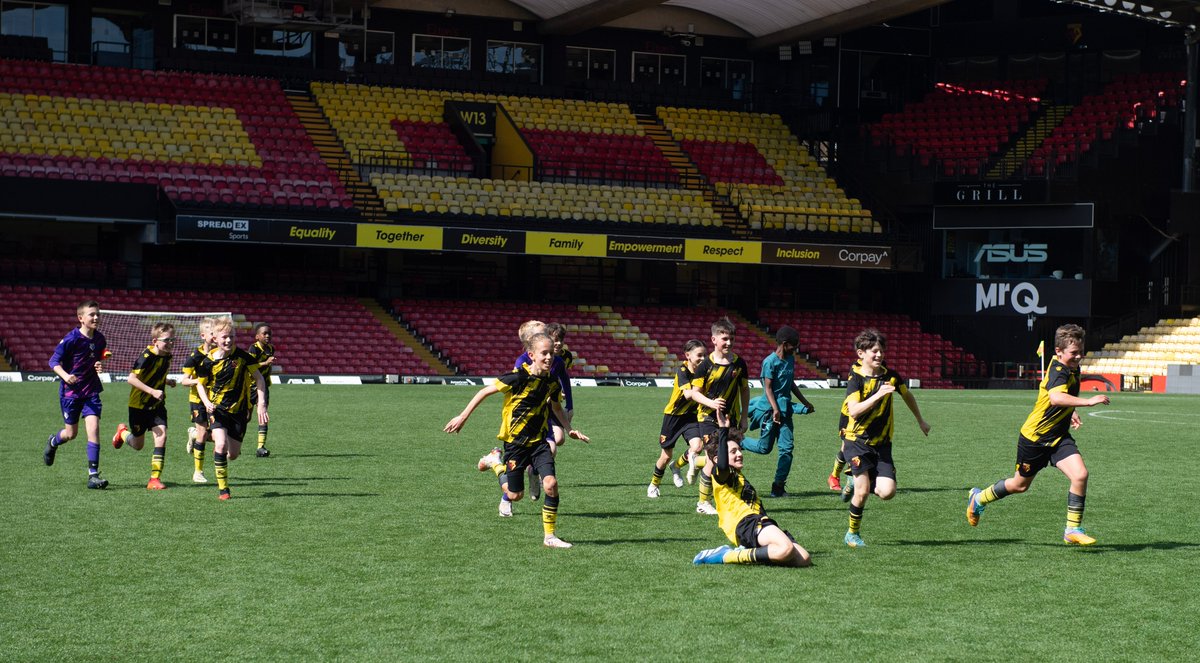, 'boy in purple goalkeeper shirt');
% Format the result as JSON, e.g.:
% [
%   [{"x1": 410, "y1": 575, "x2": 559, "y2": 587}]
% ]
[{"x1": 43, "y1": 300, "x2": 110, "y2": 489}]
